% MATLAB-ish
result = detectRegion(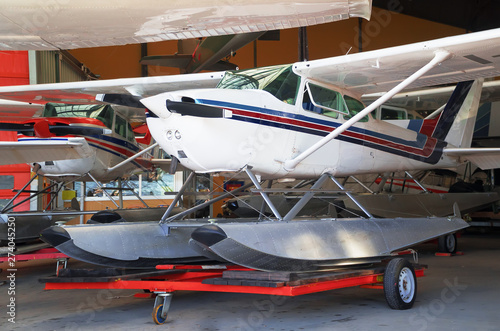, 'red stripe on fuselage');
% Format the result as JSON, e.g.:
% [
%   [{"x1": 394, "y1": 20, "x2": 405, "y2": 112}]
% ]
[
  {"x1": 230, "y1": 107, "x2": 438, "y2": 158},
  {"x1": 419, "y1": 118, "x2": 439, "y2": 136},
  {"x1": 85, "y1": 137, "x2": 153, "y2": 169},
  {"x1": 231, "y1": 109, "x2": 333, "y2": 132}
]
